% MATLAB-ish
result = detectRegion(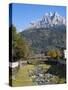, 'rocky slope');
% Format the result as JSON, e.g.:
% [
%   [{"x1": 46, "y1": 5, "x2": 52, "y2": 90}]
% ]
[{"x1": 21, "y1": 12, "x2": 66, "y2": 53}]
